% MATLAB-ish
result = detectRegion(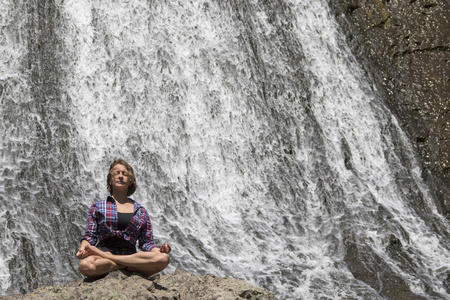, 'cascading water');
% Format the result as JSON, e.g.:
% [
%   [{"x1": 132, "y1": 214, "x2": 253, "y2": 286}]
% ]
[{"x1": 0, "y1": 0, "x2": 449, "y2": 299}]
